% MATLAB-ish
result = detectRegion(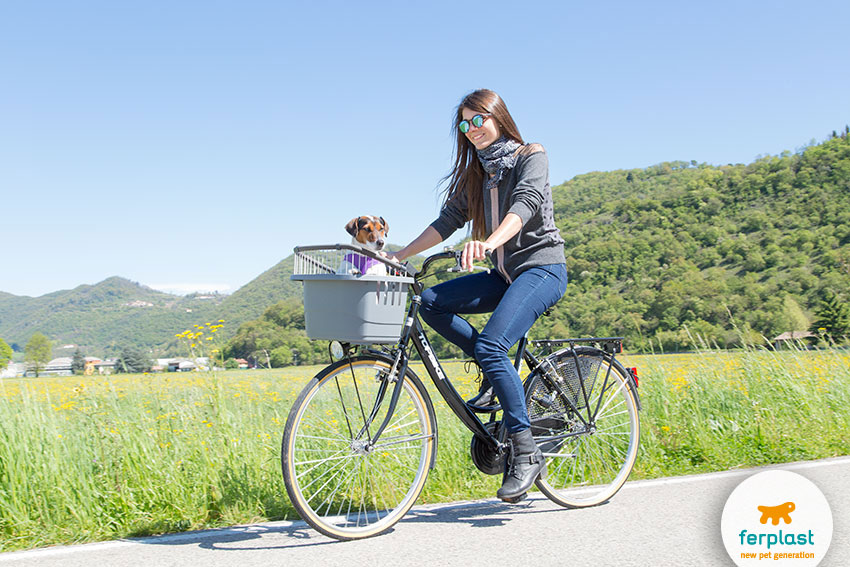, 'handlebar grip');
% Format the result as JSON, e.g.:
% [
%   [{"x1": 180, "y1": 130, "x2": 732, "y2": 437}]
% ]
[{"x1": 416, "y1": 247, "x2": 495, "y2": 279}]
